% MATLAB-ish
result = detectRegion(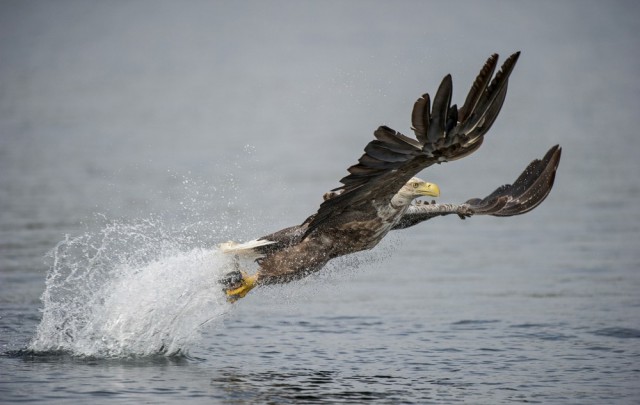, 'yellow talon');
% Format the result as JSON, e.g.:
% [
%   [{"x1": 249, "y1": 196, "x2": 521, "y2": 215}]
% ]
[{"x1": 225, "y1": 272, "x2": 258, "y2": 302}]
